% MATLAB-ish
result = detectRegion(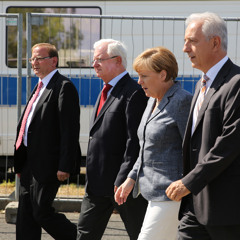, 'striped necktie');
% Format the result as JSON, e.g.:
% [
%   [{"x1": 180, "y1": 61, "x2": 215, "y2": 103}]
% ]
[{"x1": 193, "y1": 74, "x2": 209, "y2": 122}]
